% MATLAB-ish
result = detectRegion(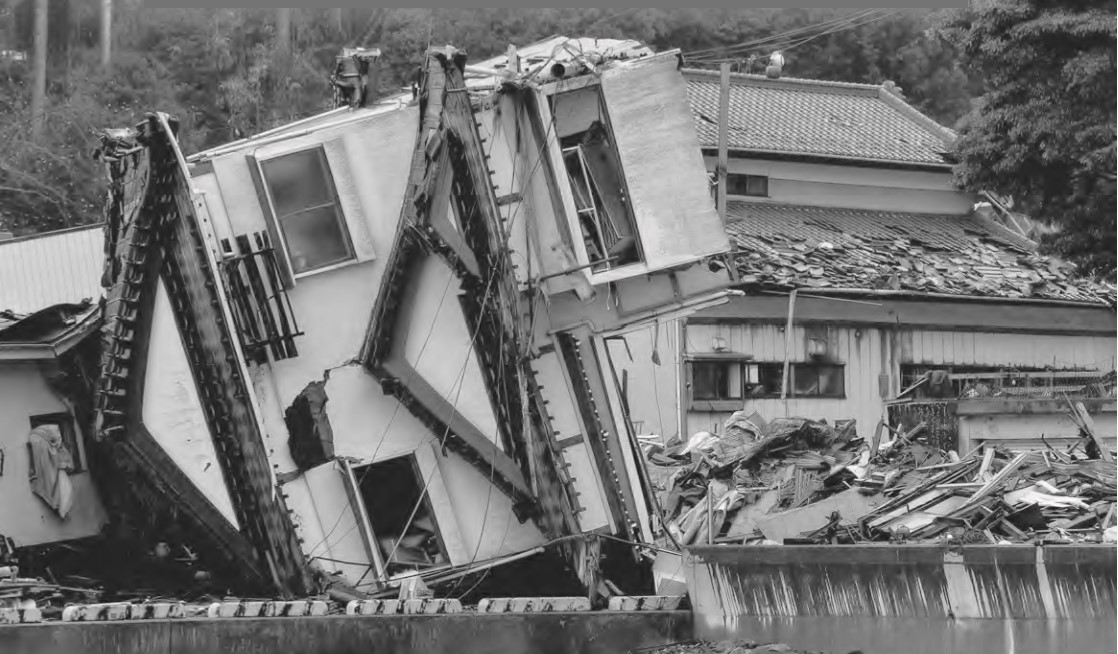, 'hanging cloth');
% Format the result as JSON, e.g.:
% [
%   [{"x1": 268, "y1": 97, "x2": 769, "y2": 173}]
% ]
[{"x1": 27, "y1": 424, "x2": 75, "y2": 519}]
